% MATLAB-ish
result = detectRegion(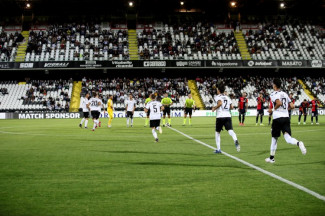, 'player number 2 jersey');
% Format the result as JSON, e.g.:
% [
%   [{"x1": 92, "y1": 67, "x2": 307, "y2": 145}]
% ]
[
  {"x1": 88, "y1": 98, "x2": 103, "y2": 112},
  {"x1": 270, "y1": 91, "x2": 291, "y2": 119},
  {"x1": 145, "y1": 101, "x2": 162, "y2": 120},
  {"x1": 214, "y1": 94, "x2": 232, "y2": 118}
]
